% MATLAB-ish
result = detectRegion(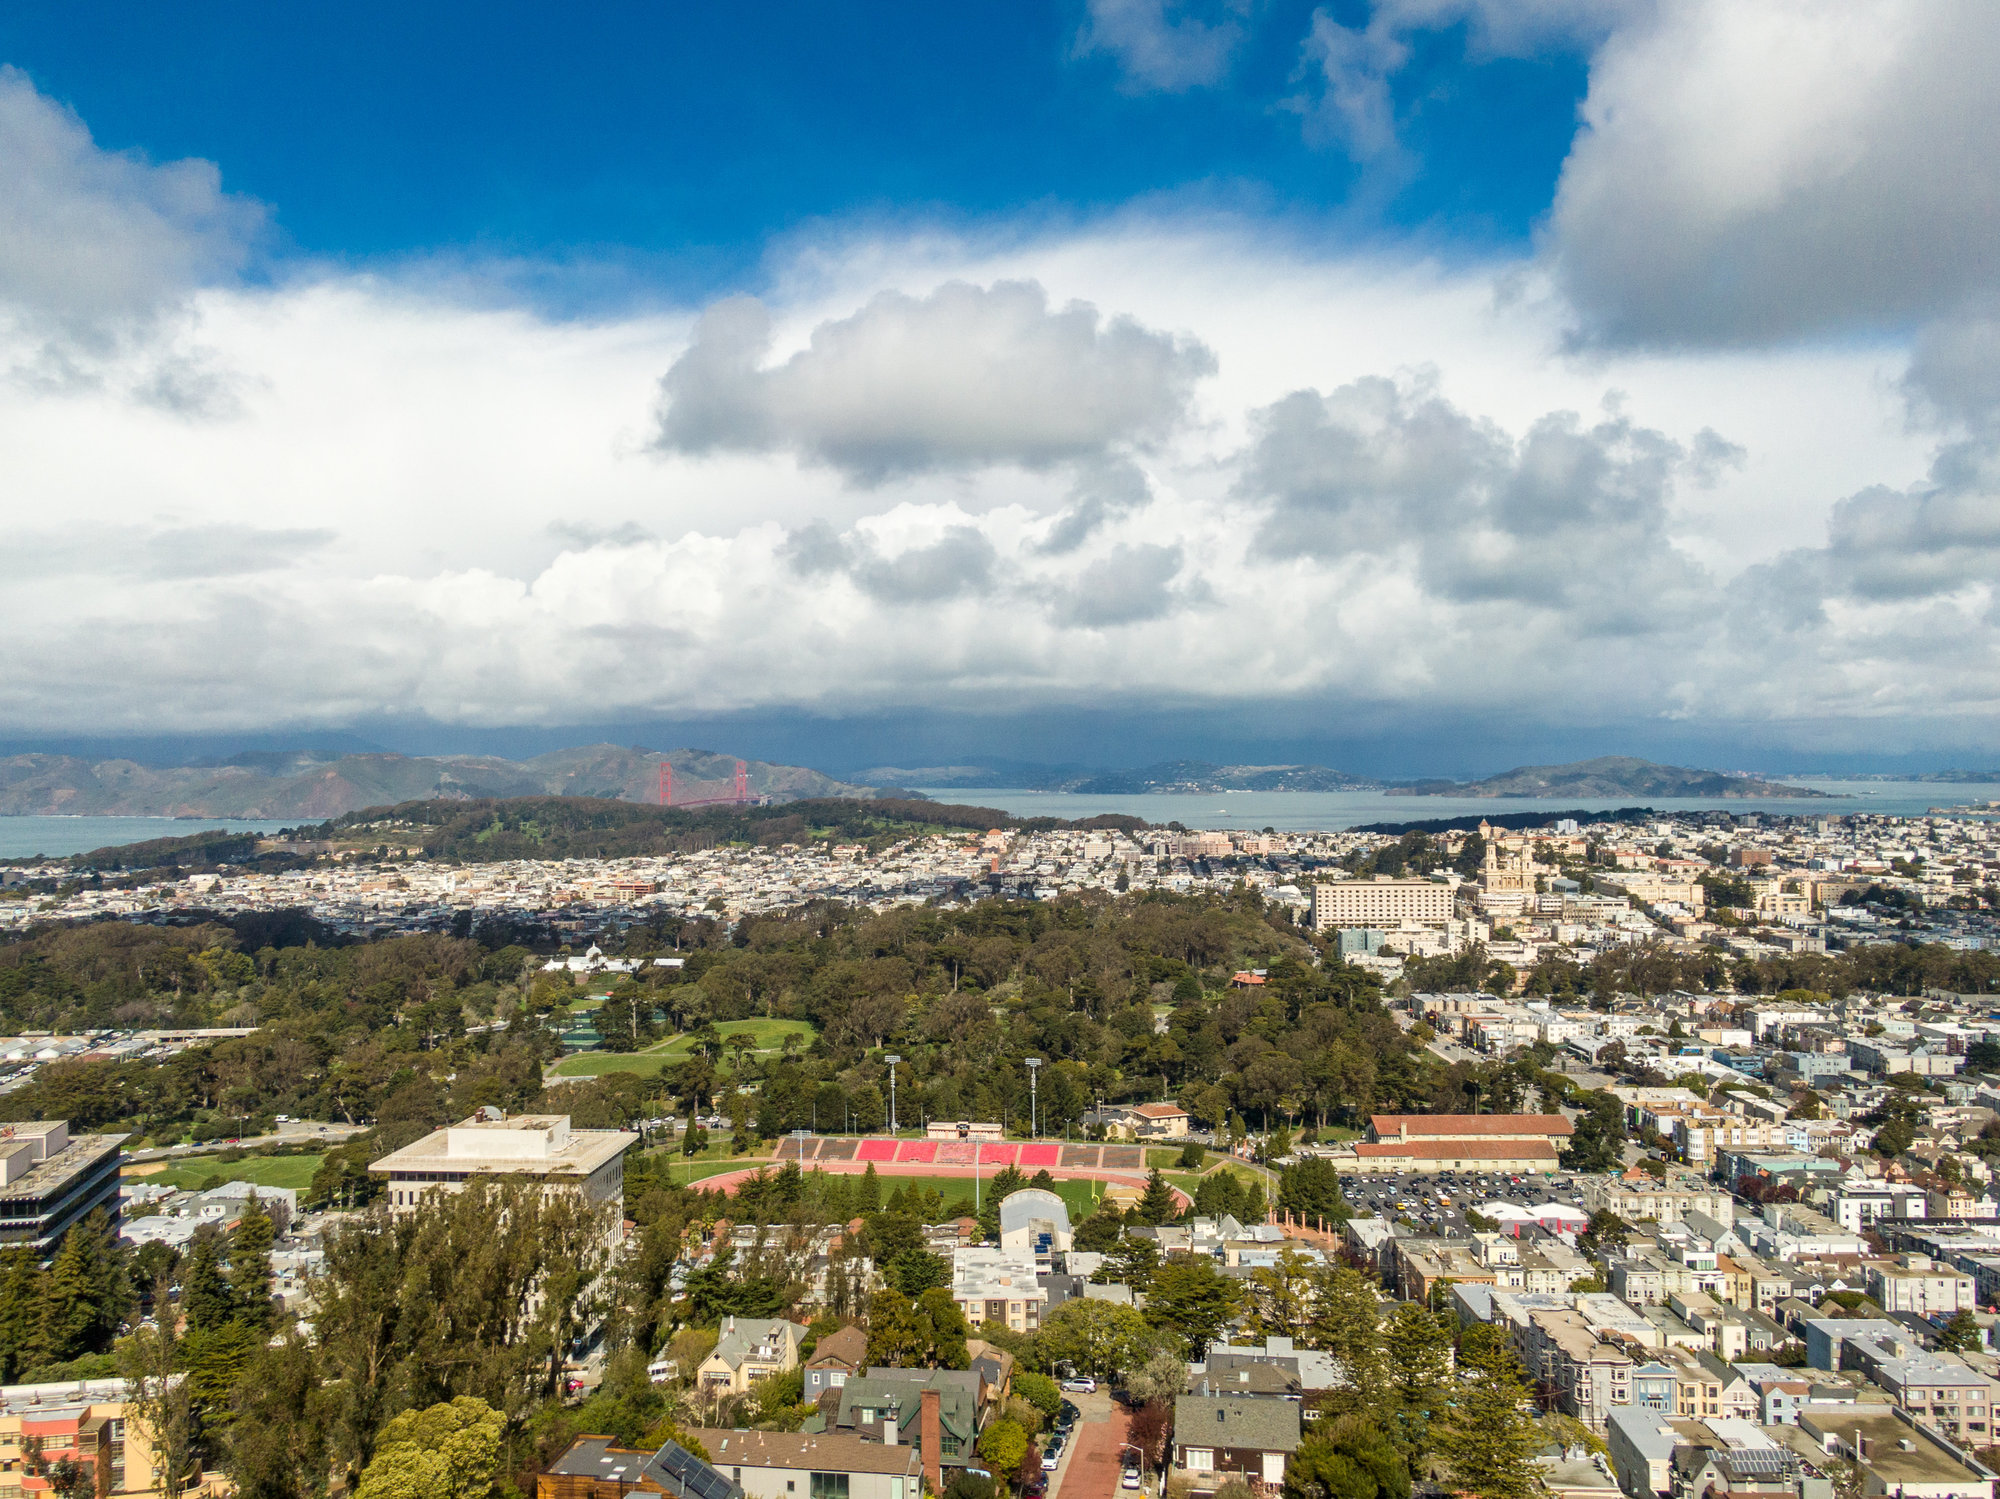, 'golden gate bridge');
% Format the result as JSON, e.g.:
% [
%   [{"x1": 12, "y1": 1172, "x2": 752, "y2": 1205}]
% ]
[{"x1": 656, "y1": 758, "x2": 752, "y2": 808}]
